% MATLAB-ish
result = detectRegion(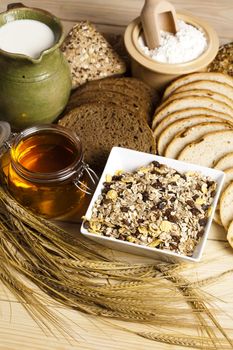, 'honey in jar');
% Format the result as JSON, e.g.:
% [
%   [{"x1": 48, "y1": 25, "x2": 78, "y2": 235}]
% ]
[{"x1": 1, "y1": 124, "x2": 97, "y2": 222}]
